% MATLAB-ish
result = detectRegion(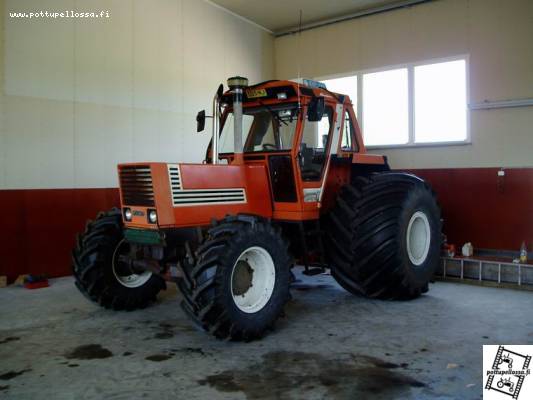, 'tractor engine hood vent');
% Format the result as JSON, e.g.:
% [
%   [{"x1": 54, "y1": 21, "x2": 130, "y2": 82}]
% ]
[{"x1": 167, "y1": 164, "x2": 246, "y2": 207}]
